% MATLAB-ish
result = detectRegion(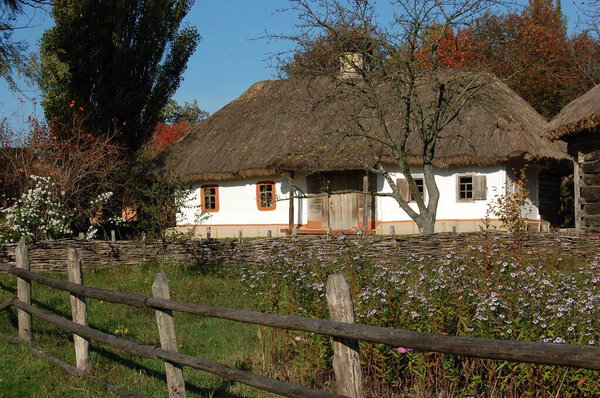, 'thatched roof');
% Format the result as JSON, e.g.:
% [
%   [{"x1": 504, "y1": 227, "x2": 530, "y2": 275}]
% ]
[
  {"x1": 144, "y1": 75, "x2": 567, "y2": 183},
  {"x1": 544, "y1": 84, "x2": 600, "y2": 141}
]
